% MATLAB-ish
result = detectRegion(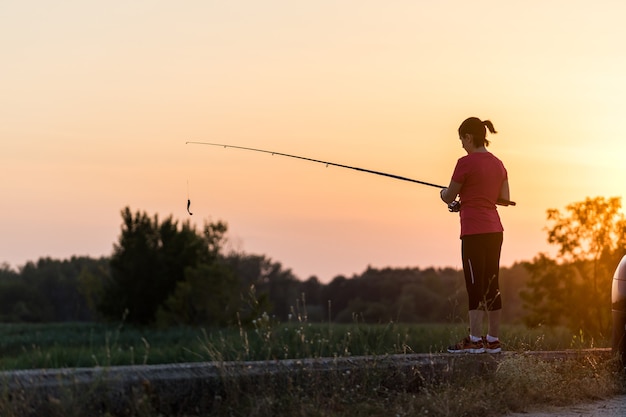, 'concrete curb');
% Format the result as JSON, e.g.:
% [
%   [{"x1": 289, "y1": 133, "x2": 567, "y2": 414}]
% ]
[{"x1": 0, "y1": 349, "x2": 614, "y2": 415}]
